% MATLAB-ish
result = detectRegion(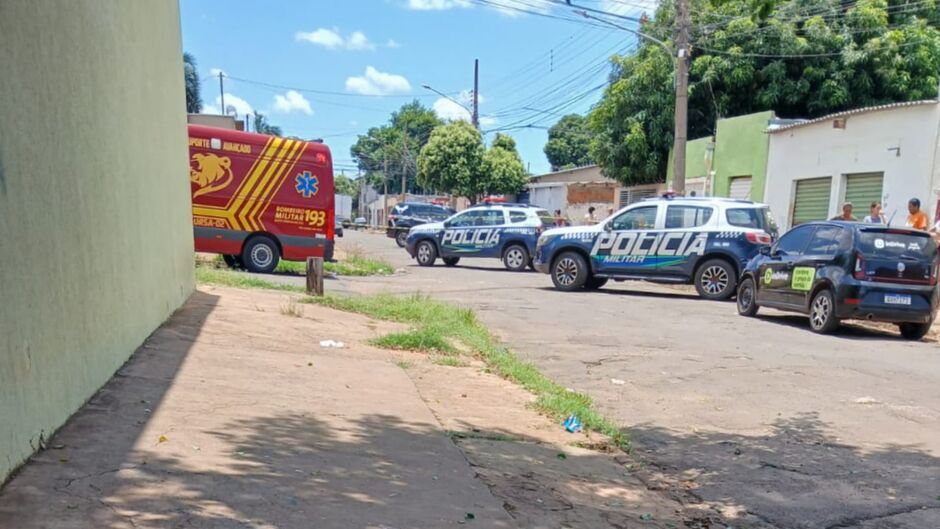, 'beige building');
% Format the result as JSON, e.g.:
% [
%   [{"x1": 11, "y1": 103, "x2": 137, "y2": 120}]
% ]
[
  {"x1": 0, "y1": 1, "x2": 194, "y2": 481},
  {"x1": 527, "y1": 165, "x2": 619, "y2": 221}
]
